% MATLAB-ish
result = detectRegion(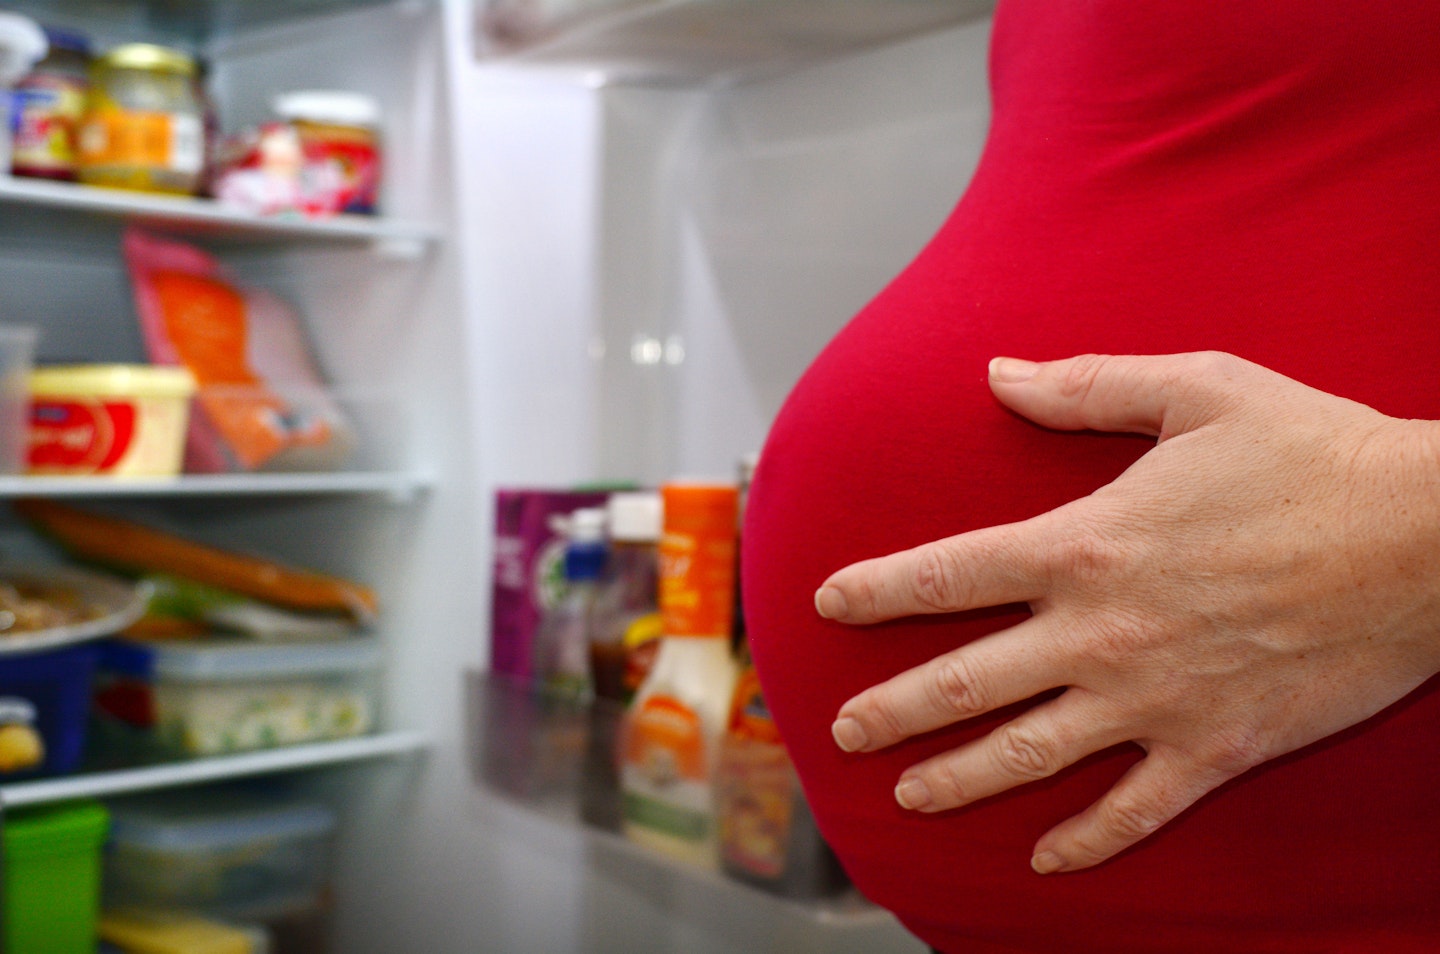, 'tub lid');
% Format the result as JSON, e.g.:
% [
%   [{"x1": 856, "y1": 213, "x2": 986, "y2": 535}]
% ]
[
  {"x1": 29, "y1": 365, "x2": 196, "y2": 399},
  {"x1": 108, "y1": 789, "x2": 335, "y2": 852},
  {"x1": 145, "y1": 636, "x2": 383, "y2": 681}
]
